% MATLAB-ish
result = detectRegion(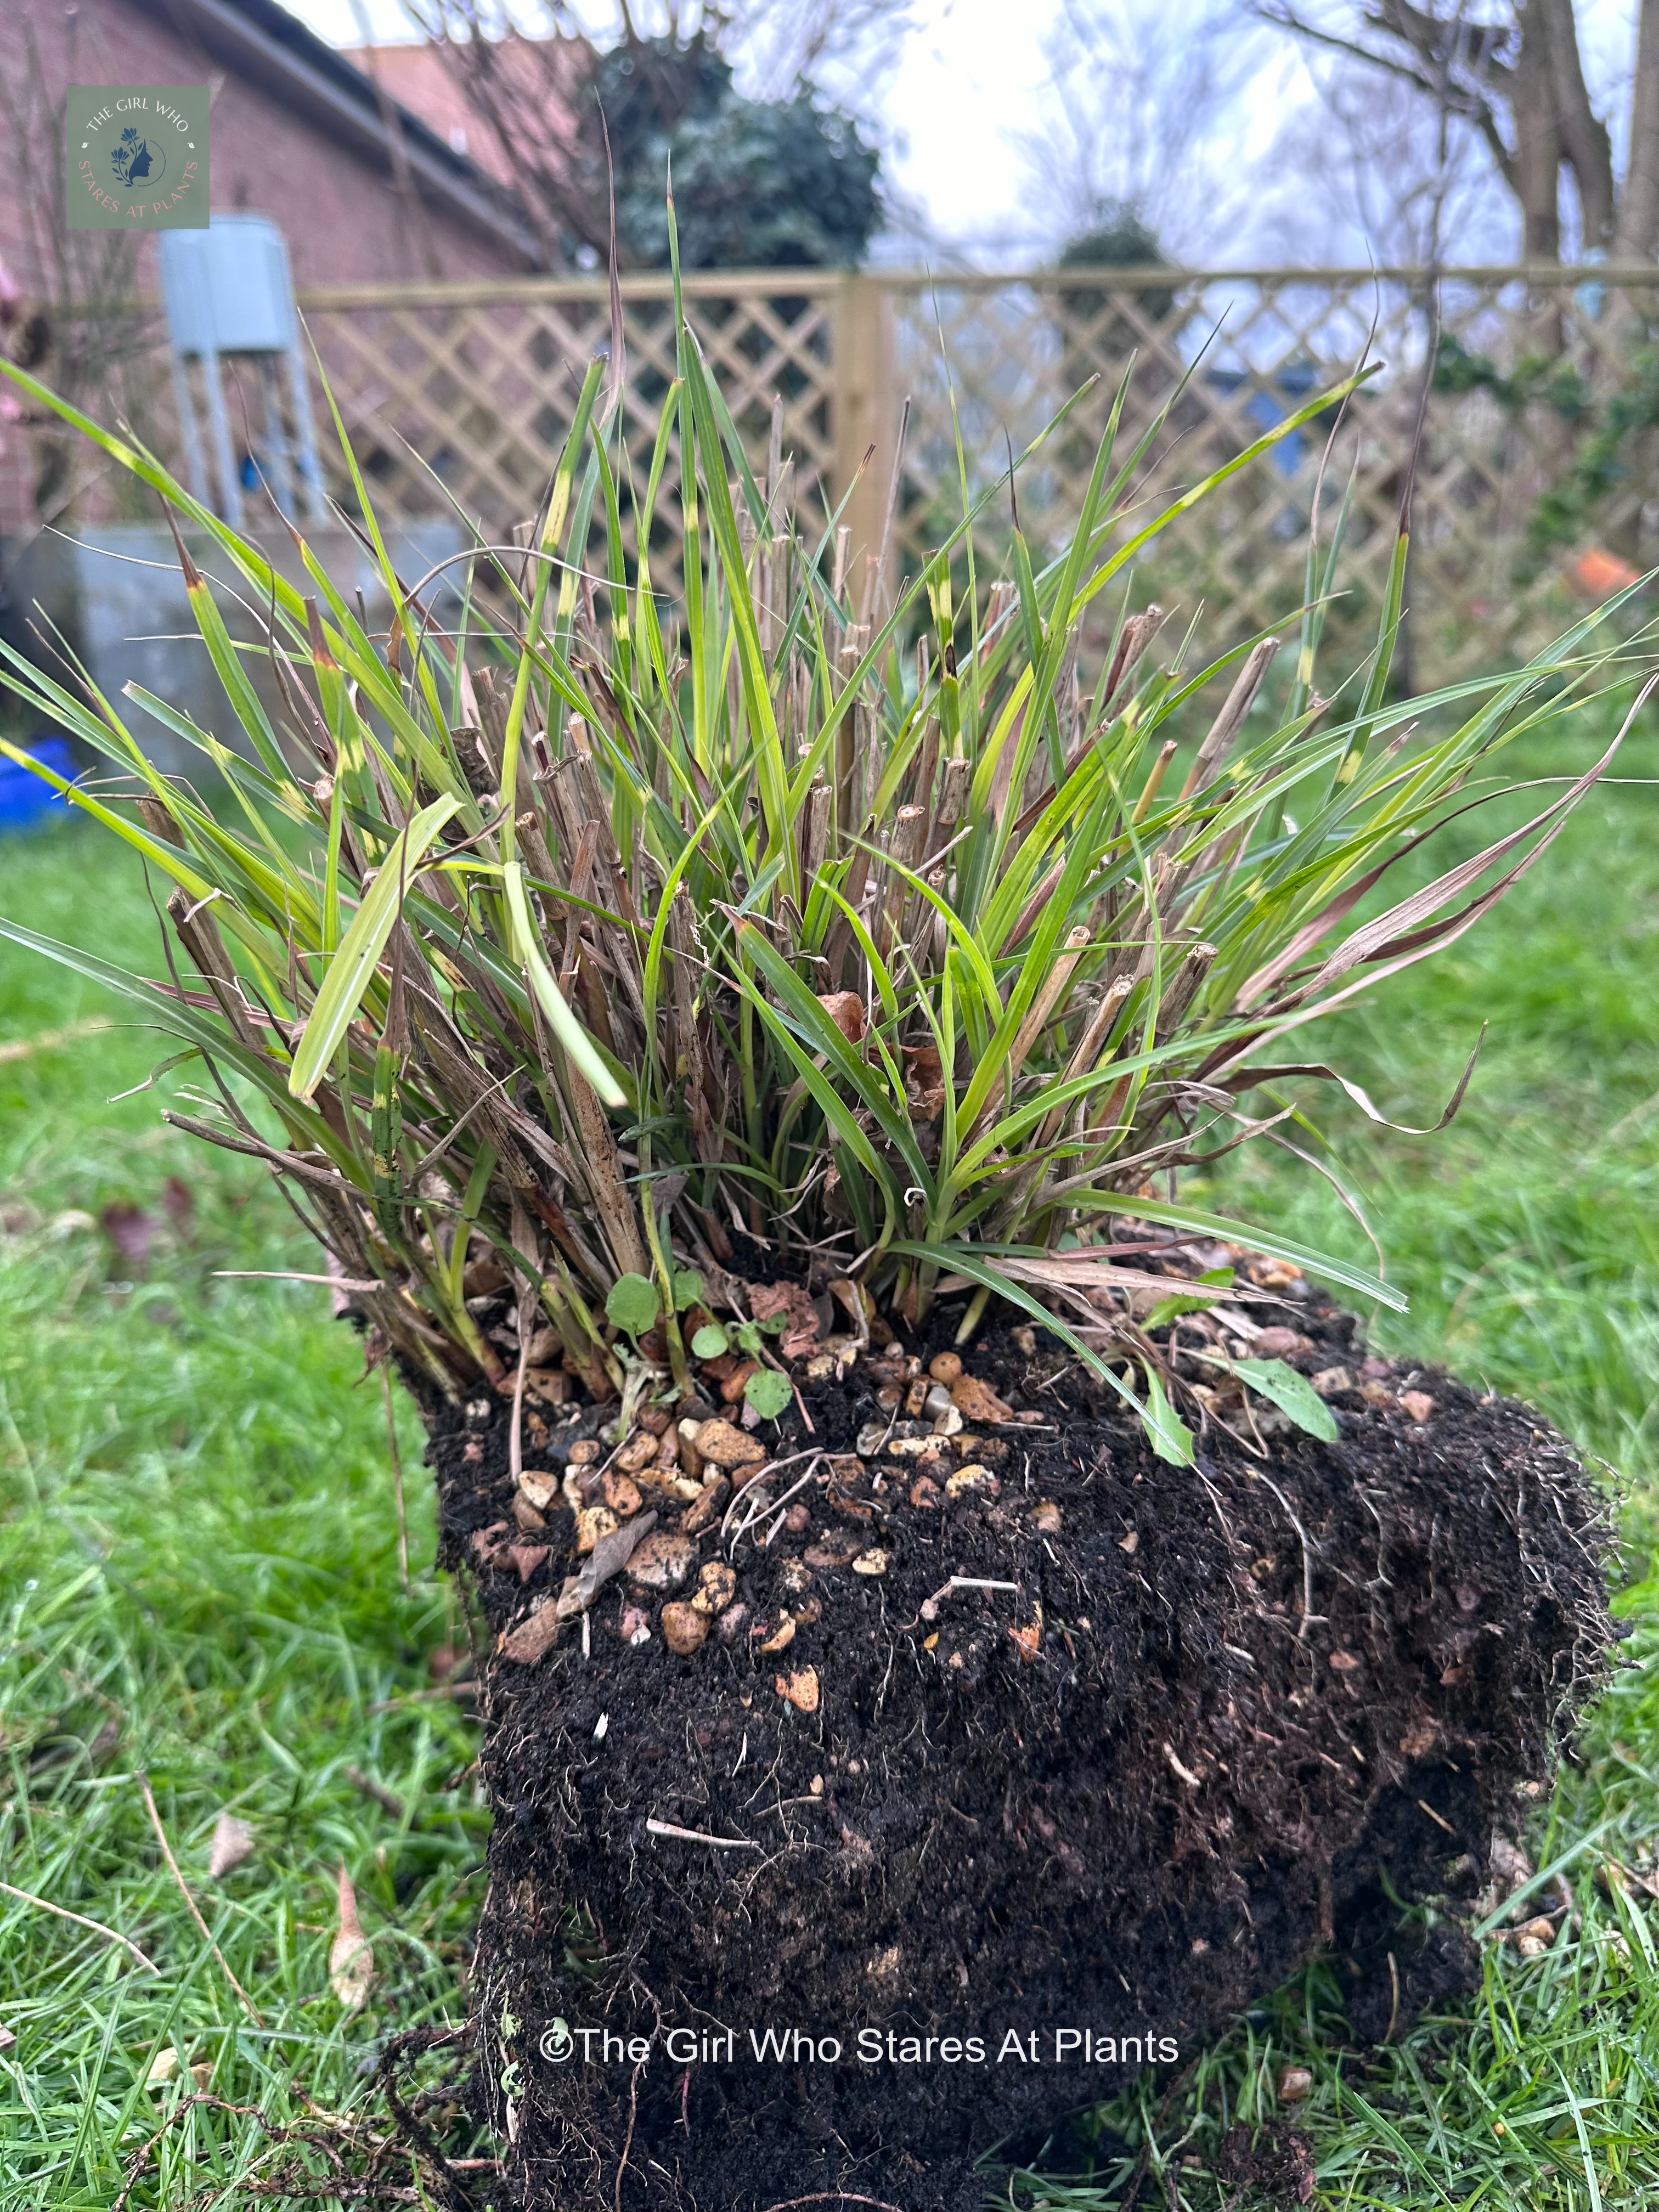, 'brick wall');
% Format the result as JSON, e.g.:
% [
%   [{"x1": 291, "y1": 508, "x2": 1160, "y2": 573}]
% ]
[{"x1": 0, "y1": 0, "x2": 527, "y2": 538}]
